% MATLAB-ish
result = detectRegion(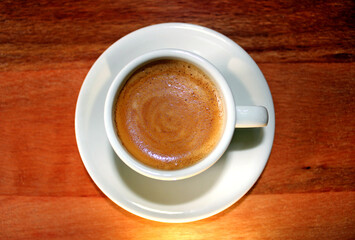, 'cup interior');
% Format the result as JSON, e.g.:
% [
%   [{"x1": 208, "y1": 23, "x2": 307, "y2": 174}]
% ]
[{"x1": 104, "y1": 49, "x2": 235, "y2": 180}]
